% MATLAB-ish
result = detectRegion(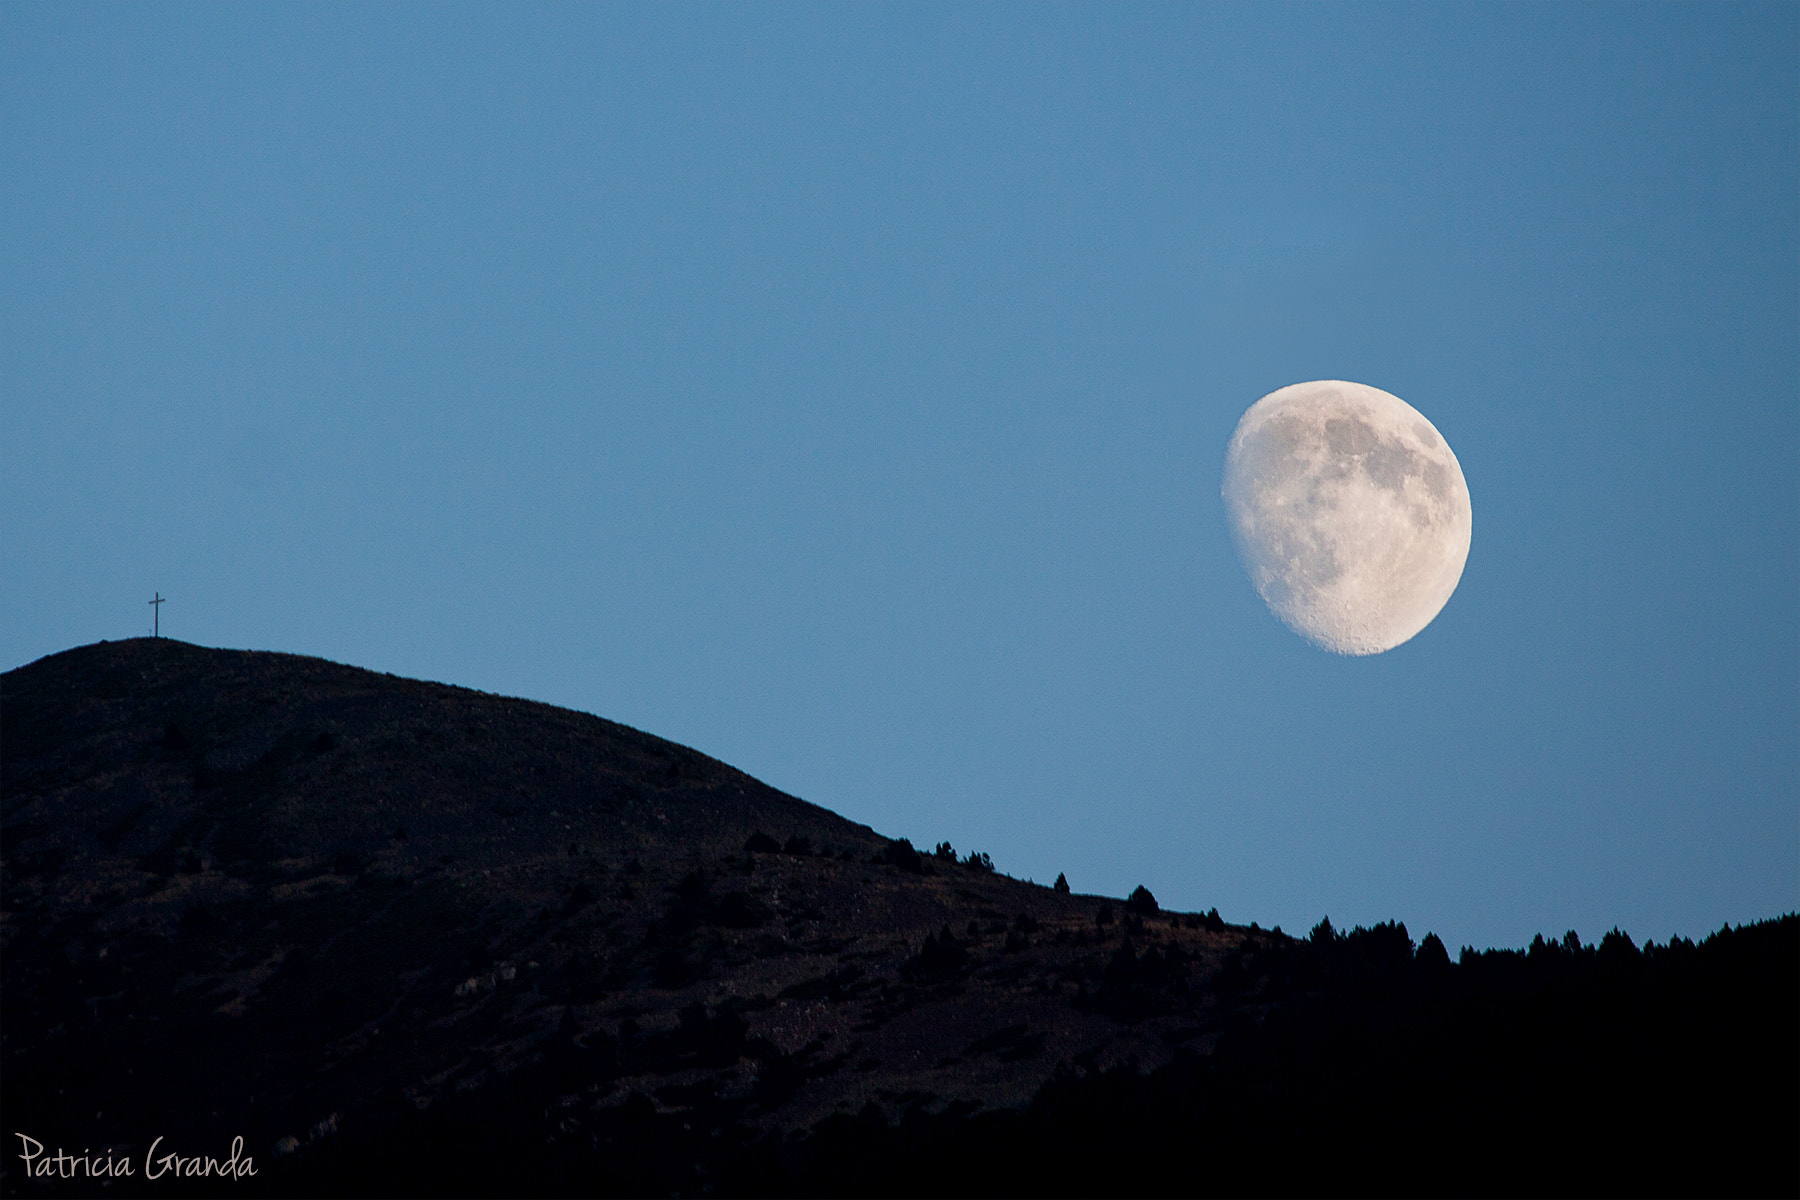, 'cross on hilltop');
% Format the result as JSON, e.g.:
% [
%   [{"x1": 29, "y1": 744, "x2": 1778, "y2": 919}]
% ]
[{"x1": 149, "y1": 593, "x2": 164, "y2": 637}]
